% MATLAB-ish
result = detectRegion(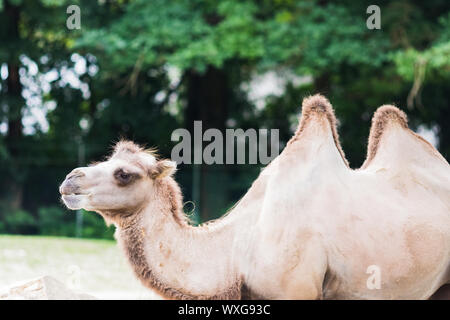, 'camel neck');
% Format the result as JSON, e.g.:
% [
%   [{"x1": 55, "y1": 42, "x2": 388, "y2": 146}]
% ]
[{"x1": 115, "y1": 178, "x2": 243, "y2": 299}]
